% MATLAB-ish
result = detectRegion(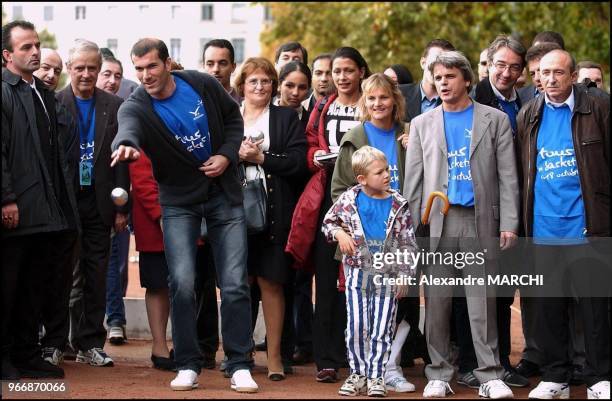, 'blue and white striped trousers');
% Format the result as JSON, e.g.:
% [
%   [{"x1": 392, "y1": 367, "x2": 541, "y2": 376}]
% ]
[{"x1": 344, "y1": 266, "x2": 398, "y2": 379}]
